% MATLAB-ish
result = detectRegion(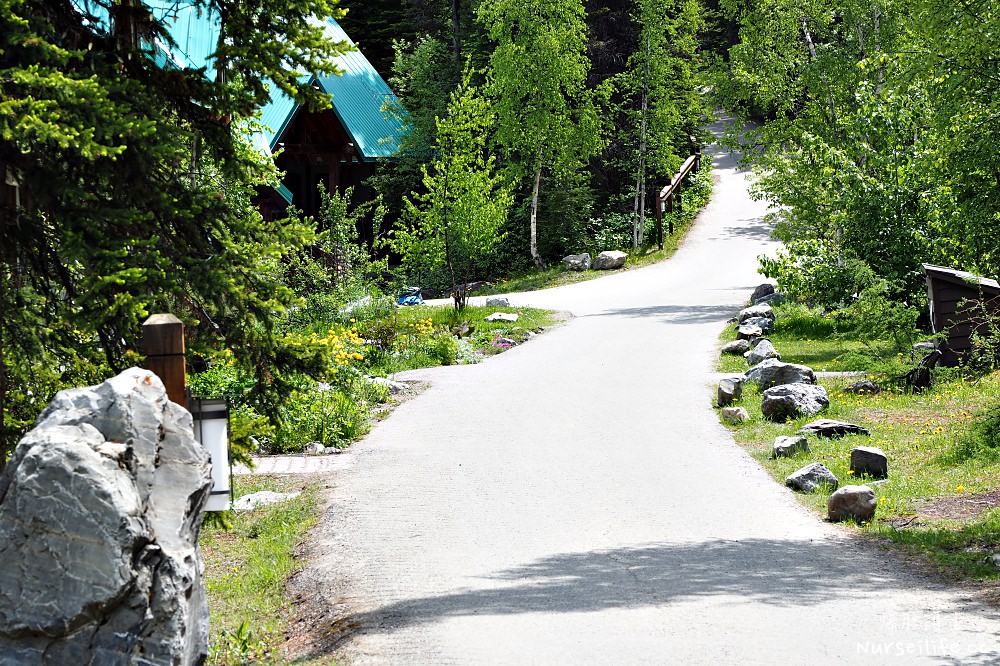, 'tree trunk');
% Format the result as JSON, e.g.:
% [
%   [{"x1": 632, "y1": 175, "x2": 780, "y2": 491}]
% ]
[
  {"x1": 0, "y1": 267, "x2": 7, "y2": 476},
  {"x1": 633, "y1": 35, "x2": 650, "y2": 251},
  {"x1": 451, "y1": 0, "x2": 462, "y2": 67},
  {"x1": 530, "y1": 163, "x2": 547, "y2": 271}
]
